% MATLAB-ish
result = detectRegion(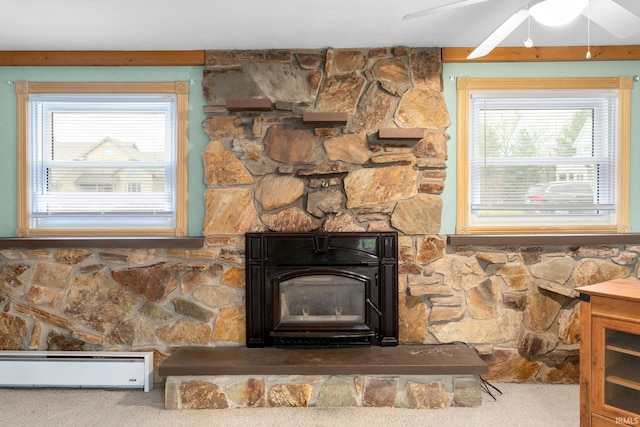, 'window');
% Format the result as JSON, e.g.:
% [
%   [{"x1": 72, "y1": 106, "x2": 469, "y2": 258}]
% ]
[
  {"x1": 456, "y1": 77, "x2": 631, "y2": 234},
  {"x1": 16, "y1": 81, "x2": 189, "y2": 237},
  {"x1": 126, "y1": 182, "x2": 142, "y2": 193}
]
